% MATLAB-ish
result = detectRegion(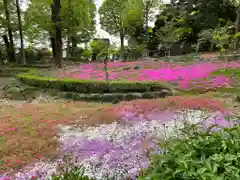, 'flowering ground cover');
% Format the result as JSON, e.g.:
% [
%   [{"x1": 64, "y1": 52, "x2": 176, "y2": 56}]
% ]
[
  {"x1": 57, "y1": 60, "x2": 240, "y2": 91},
  {"x1": 1, "y1": 57, "x2": 240, "y2": 179},
  {"x1": 0, "y1": 101, "x2": 114, "y2": 175},
  {"x1": 1, "y1": 94, "x2": 237, "y2": 179},
  {"x1": 13, "y1": 110, "x2": 233, "y2": 180}
]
